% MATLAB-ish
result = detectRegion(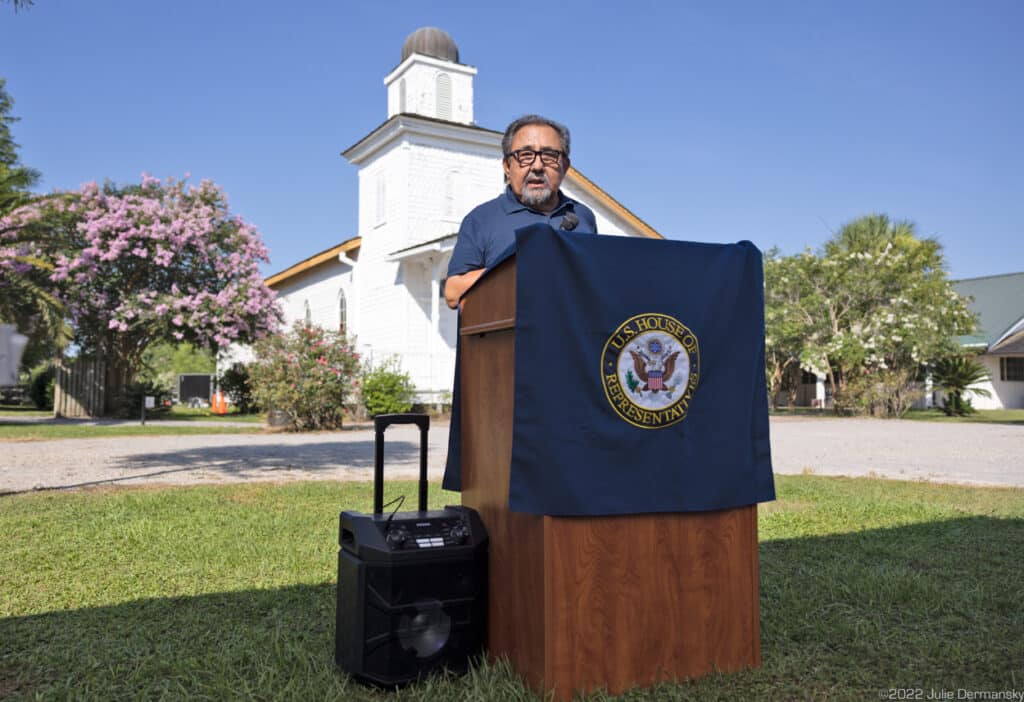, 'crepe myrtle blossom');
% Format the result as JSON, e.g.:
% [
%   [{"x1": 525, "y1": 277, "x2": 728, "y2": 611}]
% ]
[{"x1": 12, "y1": 174, "x2": 283, "y2": 356}]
